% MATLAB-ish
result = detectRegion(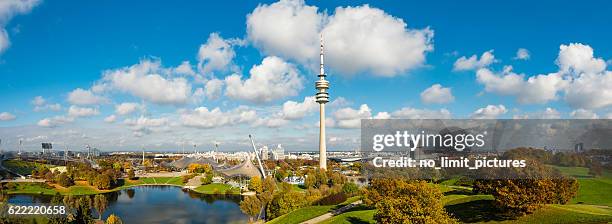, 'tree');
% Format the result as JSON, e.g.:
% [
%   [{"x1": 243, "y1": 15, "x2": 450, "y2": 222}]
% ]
[
  {"x1": 263, "y1": 176, "x2": 276, "y2": 194},
  {"x1": 304, "y1": 174, "x2": 316, "y2": 189},
  {"x1": 56, "y1": 172, "x2": 74, "y2": 187},
  {"x1": 266, "y1": 191, "x2": 306, "y2": 219},
  {"x1": 342, "y1": 182, "x2": 359, "y2": 196},
  {"x1": 127, "y1": 169, "x2": 136, "y2": 180},
  {"x1": 364, "y1": 178, "x2": 457, "y2": 224},
  {"x1": 94, "y1": 174, "x2": 112, "y2": 190},
  {"x1": 473, "y1": 160, "x2": 579, "y2": 216},
  {"x1": 248, "y1": 176, "x2": 263, "y2": 193},
  {"x1": 201, "y1": 173, "x2": 213, "y2": 185},
  {"x1": 240, "y1": 196, "x2": 262, "y2": 222},
  {"x1": 94, "y1": 194, "x2": 108, "y2": 220},
  {"x1": 105, "y1": 214, "x2": 123, "y2": 224}
]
